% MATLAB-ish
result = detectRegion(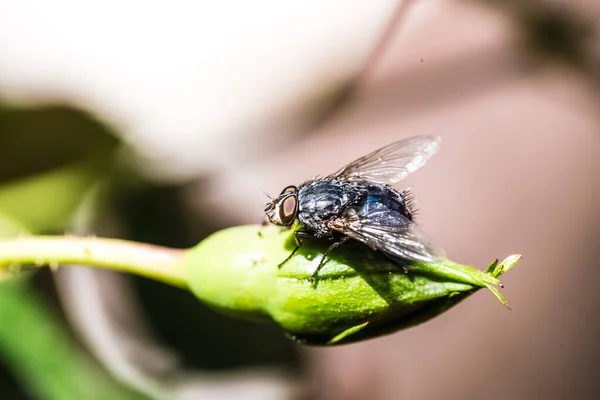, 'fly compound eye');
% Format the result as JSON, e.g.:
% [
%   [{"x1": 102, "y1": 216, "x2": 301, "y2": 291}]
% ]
[
  {"x1": 280, "y1": 185, "x2": 298, "y2": 195},
  {"x1": 278, "y1": 195, "x2": 298, "y2": 225}
]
